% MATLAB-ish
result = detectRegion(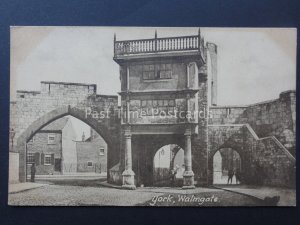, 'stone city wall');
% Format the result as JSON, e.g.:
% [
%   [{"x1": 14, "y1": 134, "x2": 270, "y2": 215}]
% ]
[
  {"x1": 10, "y1": 81, "x2": 120, "y2": 182},
  {"x1": 207, "y1": 124, "x2": 295, "y2": 187},
  {"x1": 10, "y1": 81, "x2": 96, "y2": 150},
  {"x1": 209, "y1": 90, "x2": 296, "y2": 156}
]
